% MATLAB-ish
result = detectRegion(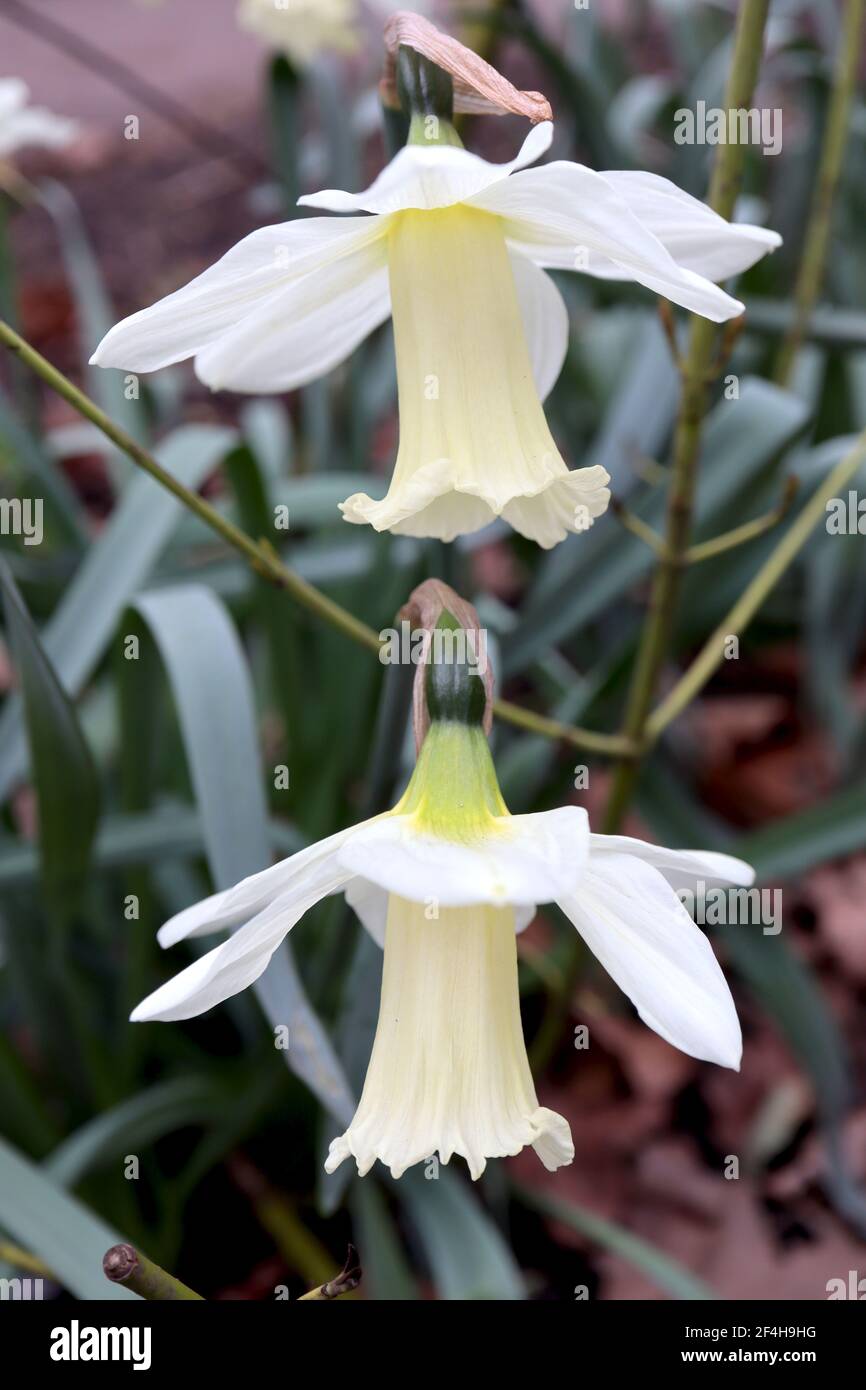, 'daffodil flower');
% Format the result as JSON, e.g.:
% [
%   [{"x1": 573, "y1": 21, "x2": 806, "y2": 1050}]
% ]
[
  {"x1": 91, "y1": 120, "x2": 779, "y2": 549},
  {"x1": 131, "y1": 636, "x2": 752, "y2": 1181},
  {"x1": 237, "y1": 0, "x2": 359, "y2": 69},
  {"x1": 0, "y1": 79, "x2": 79, "y2": 161}
]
